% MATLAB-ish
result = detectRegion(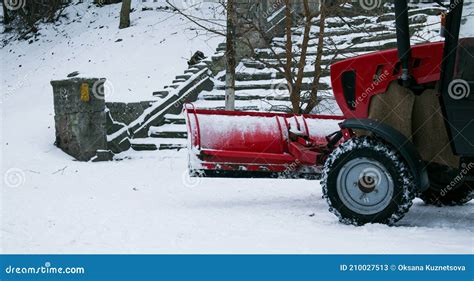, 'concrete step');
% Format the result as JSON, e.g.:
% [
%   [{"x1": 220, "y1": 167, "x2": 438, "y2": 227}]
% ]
[
  {"x1": 159, "y1": 143, "x2": 187, "y2": 150},
  {"x1": 288, "y1": 19, "x2": 393, "y2": 38},
  {"x1": 304, "y1": 6, "x2": 441, "y2": 31},
  {"x1": 193, "y1": 93, "x2": 336, "y2": 113},
  {"x1": 130, "y1": 143, "x2": 159, "y2": 151},
  {"x1": 212, "y1": 55, "x2": 225, "y2": 62},
  {"x1": 227, "y1": 70, "x2": 330, "y2": 82},
  {"x1": 150, "y1": 131, "x2": 188, "y2": 139},
  {"x1": 293, "y1": 25, "x2": 389, "y2": 38},
  {"x1": 172, "y1": 79, "x2": 187, "y2": 84},
  {"x1": 200, "y1": 93, "x2": 285, "y2": 101},
  {"x1": 153, "y1": 90, "x2": 169, "y2": 98},
  {"x1": 200, "y1": 92, "x2": 328, "y2": 103},
  {"x1": 176, "y1": 74, "x2": 192, "y2": 80},
  {"x1": 256, "y1": 41, "x2": 398, "y2": 59},
  {"x1": 214, "y1": 81, "x2": 330, "y2": 91},
  {"x1": 240, "y1": 56, "x2": 338, "y2": 69},
  {"x1": 282, "y1": 17, "x2": 428, "y2": 51},
  {"x1": 217, "y1": 42, "x2": 227, "y2": 52},
  {"x1": 240, "y1": 60, "x2": 266, "y2": 70},
  {"x1": 194, "y1": 63, "x2": 208, "y2": 70},
  {"x1": 149, "y1": 124, "x2": 188, "y2": 139},
  {"x1": 240, "y1": 53, "x2": 366, "y2": 70},
  {"x1": 348, "y1": 33, "x2": 397, "y2": 46},
  {"x1": 163, "y1": 114, "x2": 186, "y2": 125},
  {"x1": 130, "y1": 138, "x2": 187, "y2": 151},
  {"x1": 184, "y1": 68, "x2": 201, "y2": 74},
  {"x1": 266, "y1": 17, "x2": 424, "y2": 59},
  {"x1": 318, "y1": 17, "x2": 373, "y2": 30},
  {"x1": 304, "y1": 32, "x2": 397, "y2": 49},
  {"x1": 195, "y1": 105, "x2": 261, "y2": 112},
  {"x1": 164, "y1": 84, "x2": 180, "y2": 89}
]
